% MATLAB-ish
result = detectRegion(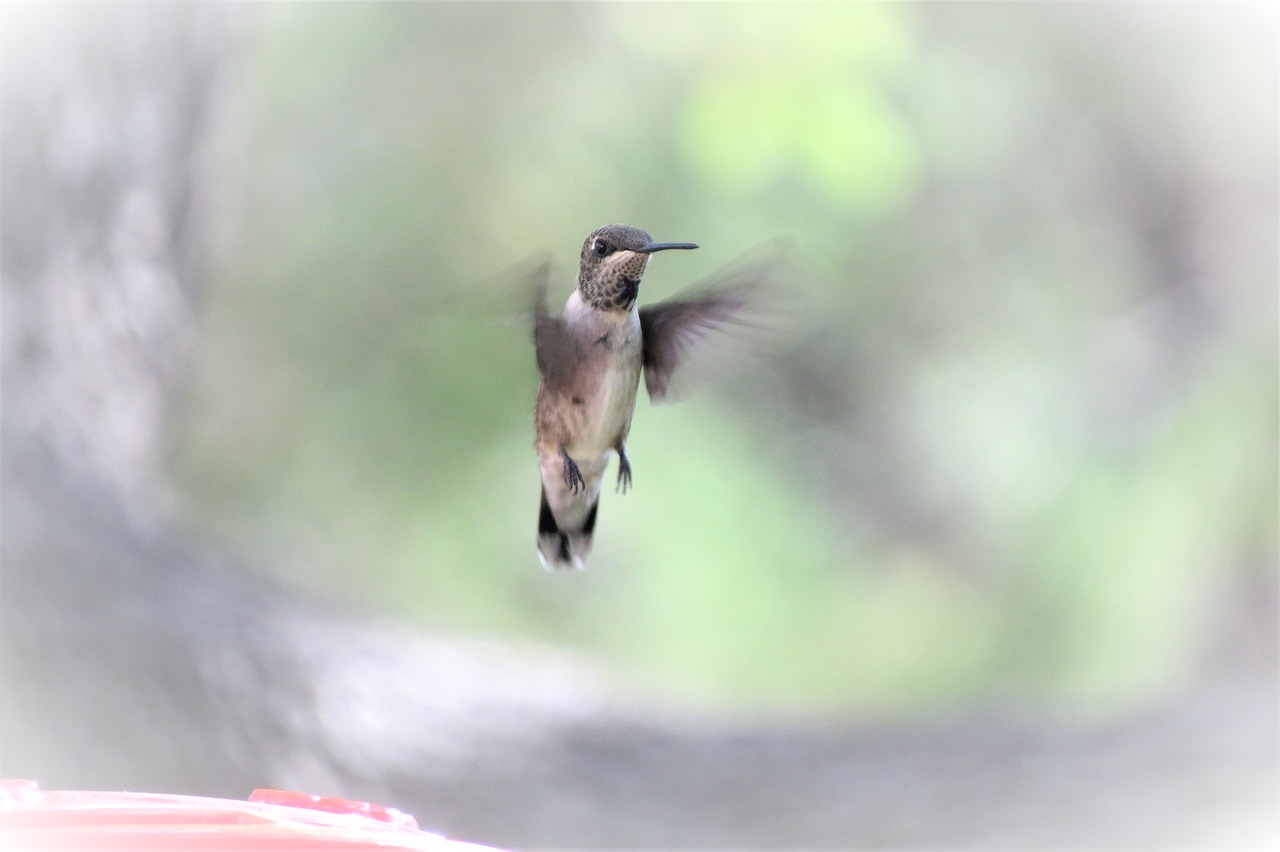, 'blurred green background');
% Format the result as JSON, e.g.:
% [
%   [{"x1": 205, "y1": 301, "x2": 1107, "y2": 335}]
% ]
[{"x1": 173, "y1": 2, "x2": 1276, "y2": 719}]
